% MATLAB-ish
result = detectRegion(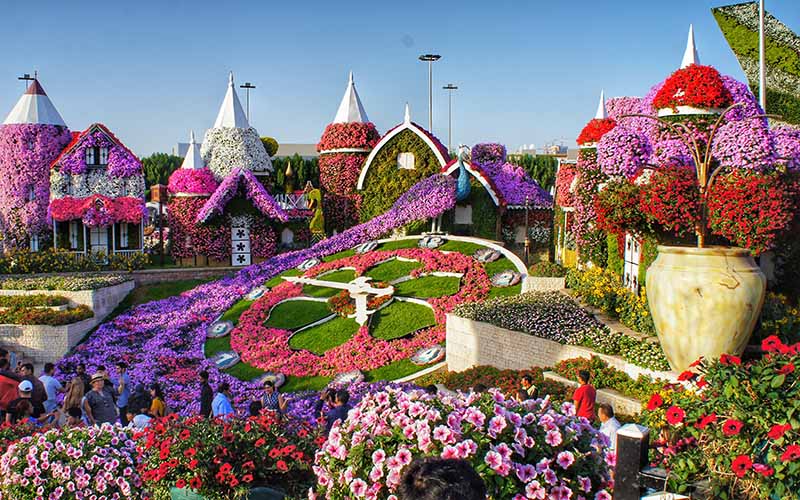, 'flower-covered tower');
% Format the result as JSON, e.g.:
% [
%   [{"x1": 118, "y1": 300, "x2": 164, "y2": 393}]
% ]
[
  {"x1": 201, "y1": 72, "x2": 273, "y2": 180},
  {"x1": 167, "y1": 131, "x2": 226, "y2": 265},
  {"x1": 0, "y1": 79, "x2": 72, "y2": 250},
  {"x1": 317, "y1": 72, "x2": 380, "y2": 232}
]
